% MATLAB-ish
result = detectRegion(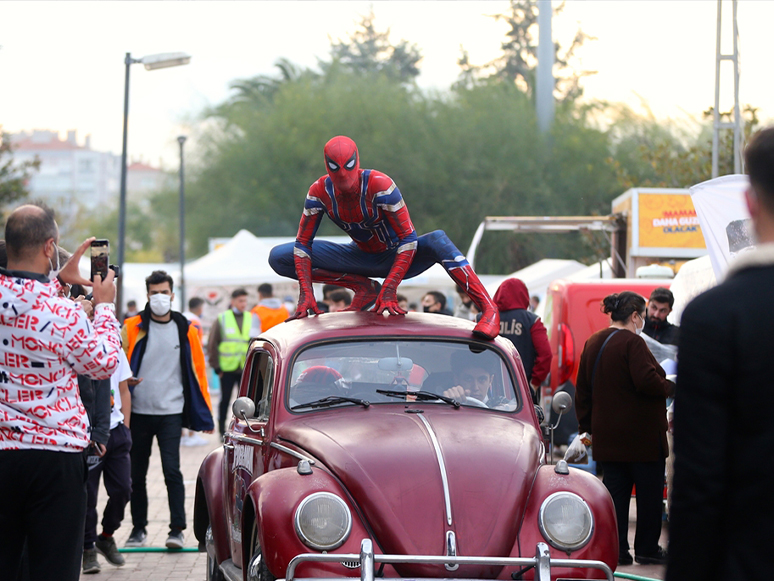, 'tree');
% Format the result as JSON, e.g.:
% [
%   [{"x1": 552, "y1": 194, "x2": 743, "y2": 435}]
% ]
[
  {"x1": 609, "y1": 104, "x2": 760, "y2": 190},
  {"x1": 456, "y1": 0, "x2": 595, "y2": 102},
  {"x1": 326, "y1": 8, "x2": 423, "y2": 83},
  {"x1": 0, "y1": 132, "x2": 39, "y2": 207}
]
